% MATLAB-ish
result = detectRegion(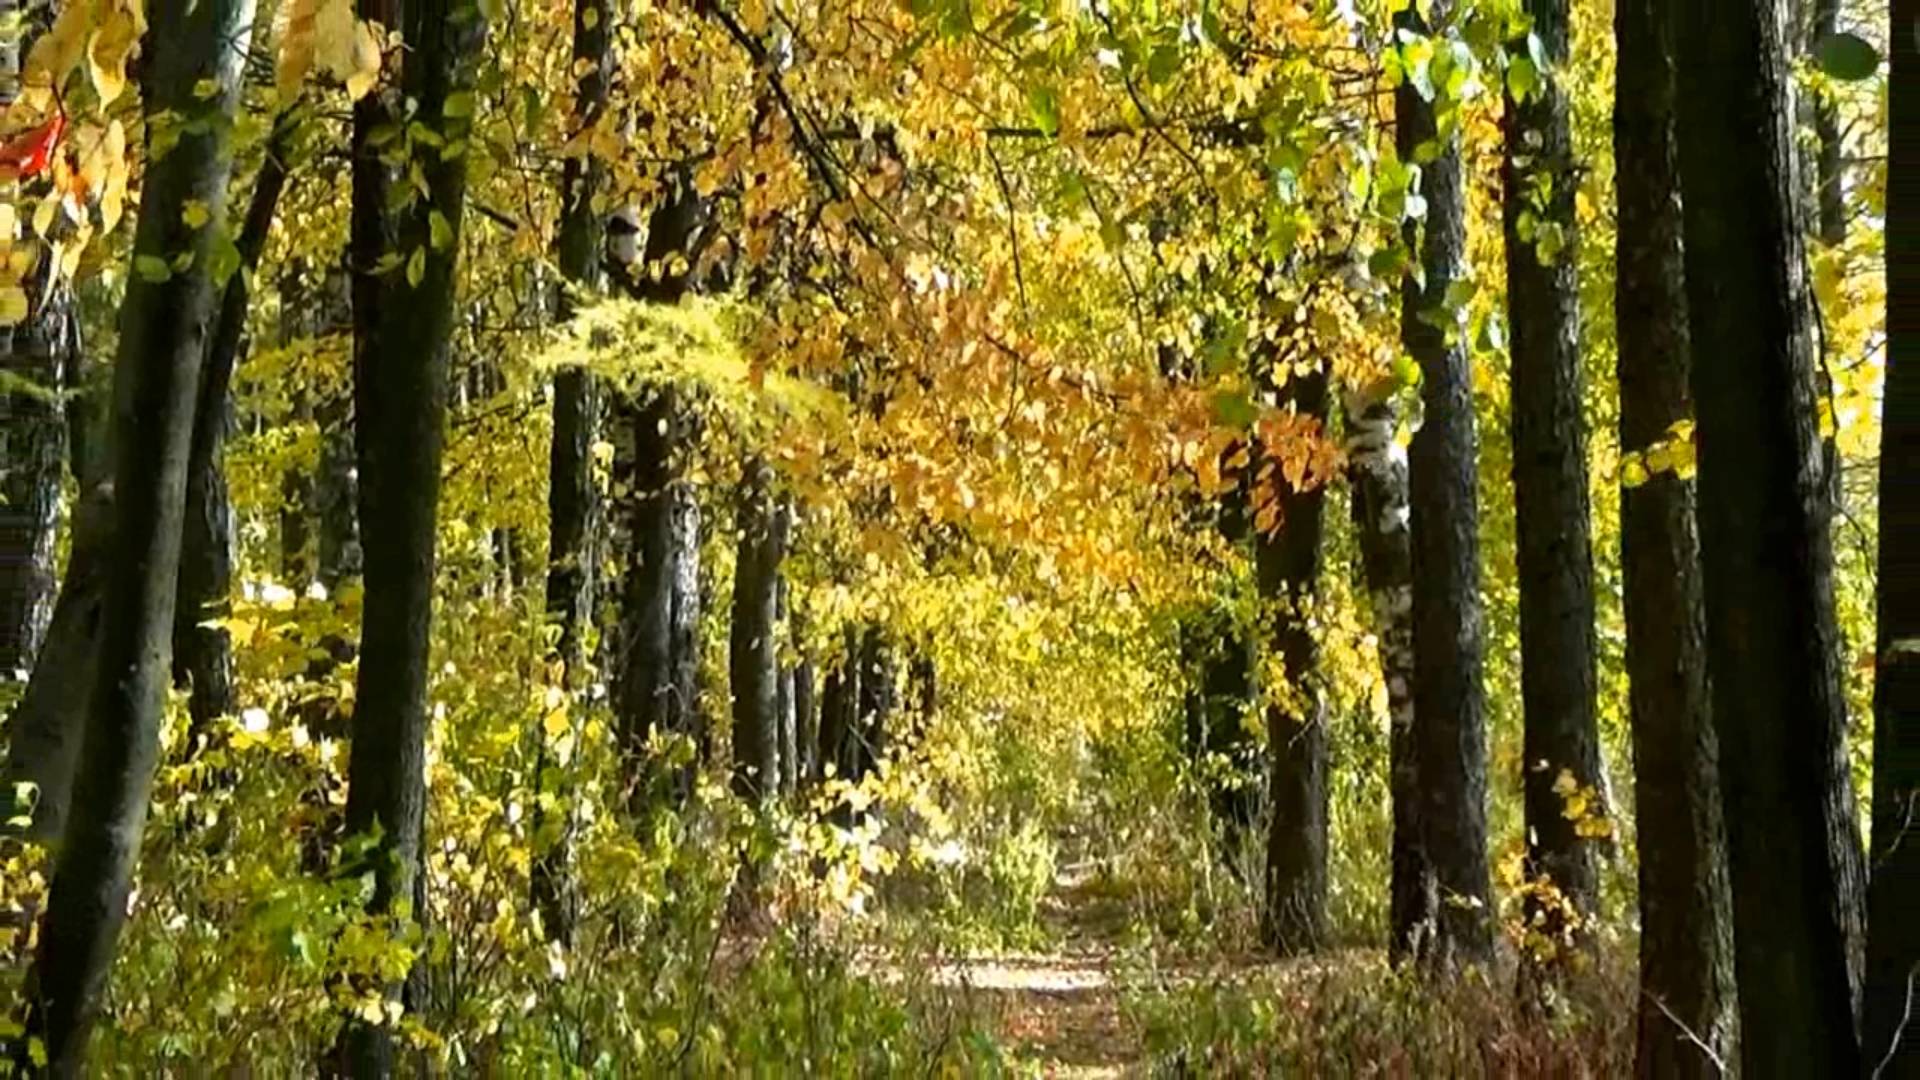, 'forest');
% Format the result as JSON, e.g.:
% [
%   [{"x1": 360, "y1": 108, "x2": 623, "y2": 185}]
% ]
[{"x1": 0, "y1": 0, "x2": 1911, "y2": 1070}]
